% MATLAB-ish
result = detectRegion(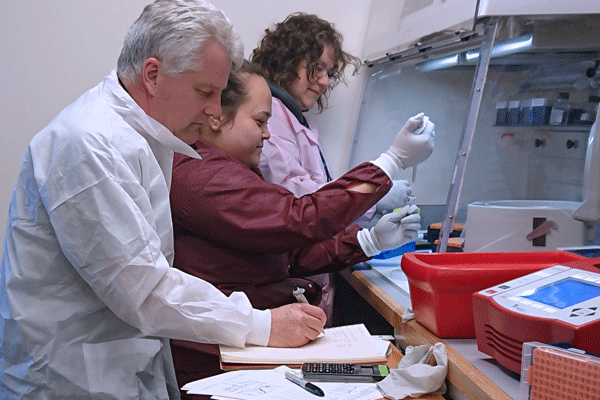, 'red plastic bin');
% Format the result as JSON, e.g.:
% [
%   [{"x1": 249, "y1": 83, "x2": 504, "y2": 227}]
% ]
[{"x1": 400, "y1": 251, "x2": 587, "y2": 338}]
